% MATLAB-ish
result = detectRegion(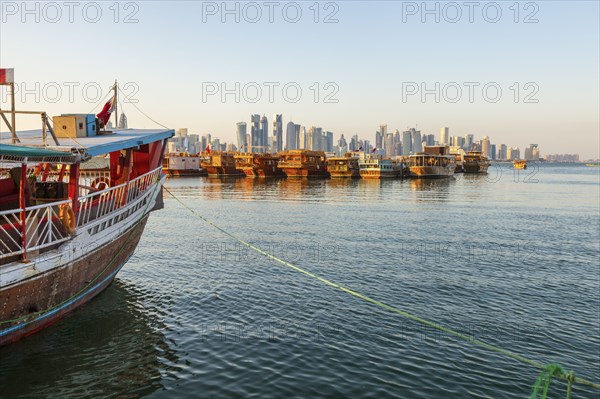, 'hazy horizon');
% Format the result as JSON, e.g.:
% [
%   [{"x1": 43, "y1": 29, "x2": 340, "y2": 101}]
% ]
[{"x1": 1, "y1": 1, "x2": 598, "y2": 158}]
